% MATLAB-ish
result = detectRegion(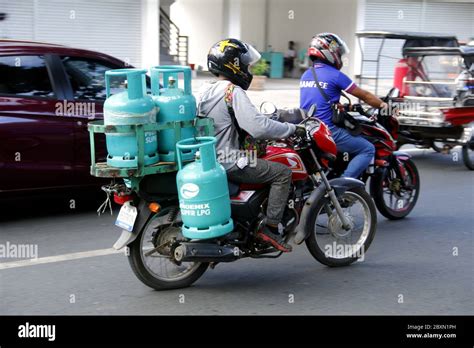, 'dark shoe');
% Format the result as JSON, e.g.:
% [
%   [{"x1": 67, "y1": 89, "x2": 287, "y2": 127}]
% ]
[{"x1": 256, "y1": 226, "x2": 292, "y2": 252}]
